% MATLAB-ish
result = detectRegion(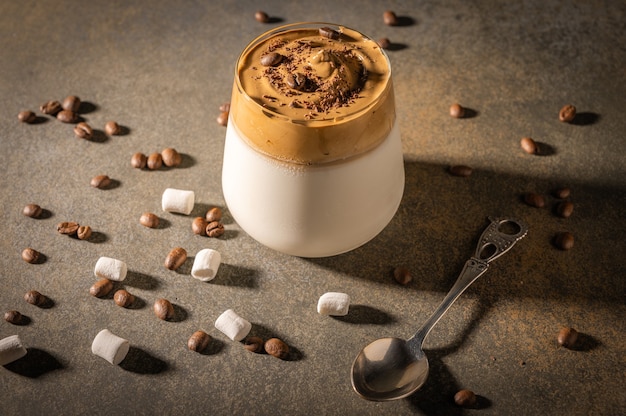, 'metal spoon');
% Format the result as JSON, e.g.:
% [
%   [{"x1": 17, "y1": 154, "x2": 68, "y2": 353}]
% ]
[{"x1": 351, "y1": 217, "x2": 528, "y2": 401}]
